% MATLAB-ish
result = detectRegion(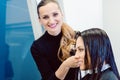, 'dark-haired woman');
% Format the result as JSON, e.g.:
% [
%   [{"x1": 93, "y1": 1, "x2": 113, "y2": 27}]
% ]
[{"x1": 75, "y1": 28, "x2": 120, "y2": 80}]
